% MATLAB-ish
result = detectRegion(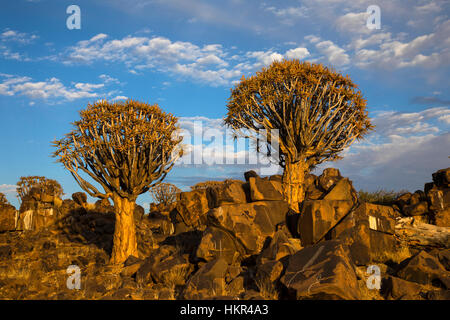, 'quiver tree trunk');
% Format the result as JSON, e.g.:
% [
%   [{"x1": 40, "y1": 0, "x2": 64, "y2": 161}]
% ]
[
  {"x1": 282, "y1": 160, "x2": 306, "y2": 213},
  {"x1": 111, "y1": 194, "x2": 138, "y2": 264}
]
